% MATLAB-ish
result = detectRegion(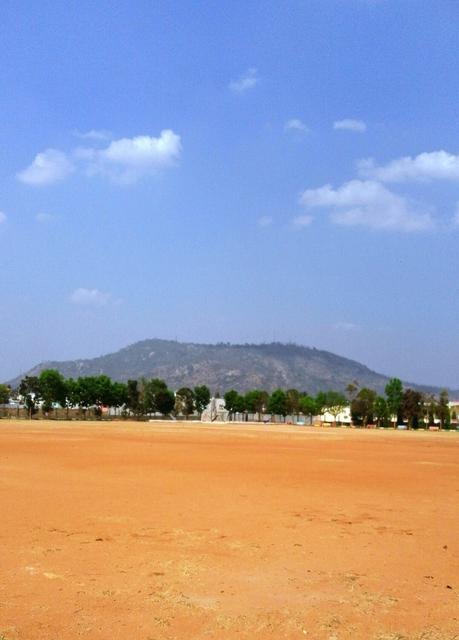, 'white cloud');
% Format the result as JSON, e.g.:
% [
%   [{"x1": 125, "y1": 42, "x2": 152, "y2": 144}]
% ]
[
  {"x1": 333, "y1": 119, "x2": 367, "y2": 133},
  {"x1": 358, "y1": 150, "x2": 459, "y2": 183},
  {"x1": 0, "y1": 211, "x2": 7, "y2": 224},
  {"x1": 257, "y1": 215, "x2": 273, "y2": 227},
  {"x1": 36, "y1": 212, "x2": 55, "y2": 223},
  {"x1": 69, "y1": 288, "x2": 112, "y2": 306},
  {"x1": 285, "y1": 119, "x2": 310, "y2": 134},
  {"x1": 292, "y1": 214, "x2": 314, "y2": 228},
  {"x1": 18, "y1": 130, "x2": 181, "y2": 187},
  {"x1": 73, "y1": 129, "x2": 113, "y2": 141},
  {"x1": 300, "y1": 180, "x2": 434, "y2": 232},
  {"x1": 80, "y1": 129, "x2": 182, "y2": 184},
  {"x1": 229, "y1": 68, "x2": 259, "y2": 93},
  {"x1": 17, "y1": 149, "x2": 74, "y2": 186}
]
